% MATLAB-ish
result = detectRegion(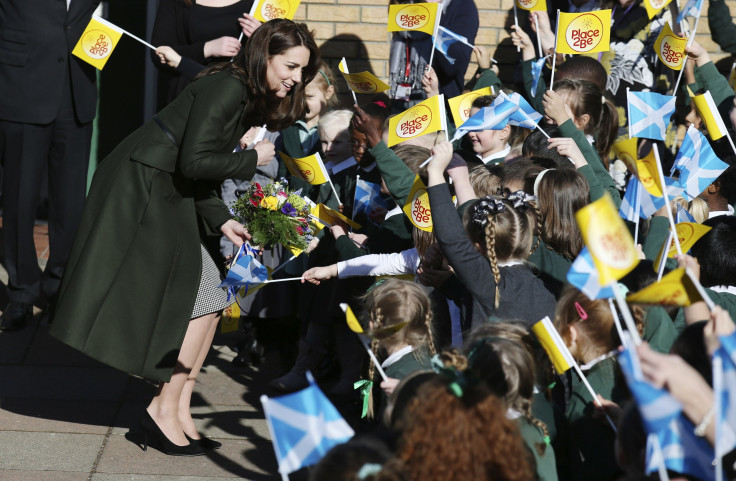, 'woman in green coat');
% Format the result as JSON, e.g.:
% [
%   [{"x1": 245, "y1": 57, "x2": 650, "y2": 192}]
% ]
[{"x1": 50, "y1": 19, "x2": 319, "y2": 456}]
